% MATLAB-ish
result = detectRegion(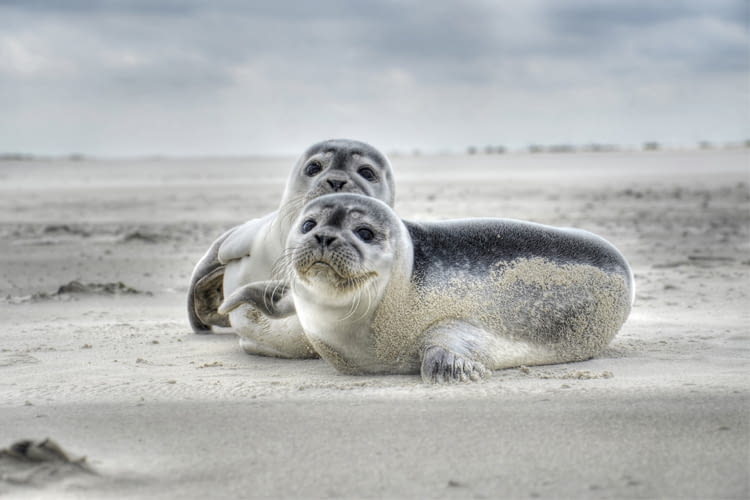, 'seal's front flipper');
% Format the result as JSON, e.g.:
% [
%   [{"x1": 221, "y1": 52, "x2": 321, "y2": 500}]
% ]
[
  {"x1": 193, "y1": 267, "x2": 231, "y2": 328},
  {"x1": 219, "y1": 280, "x2": 296, "y2": 319},
  {"x1": 420, "y1": 346, "x2": 490, "y2": 384},
  {"x1": 420, "y1": 320, "x2": 491, "y2": 384}
]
